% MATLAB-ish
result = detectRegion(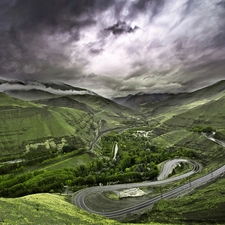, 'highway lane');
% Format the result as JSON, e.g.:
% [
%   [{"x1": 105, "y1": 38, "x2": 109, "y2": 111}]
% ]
[
  {"x1": 73, "y1": 132, "x2": 225, "y2": 219},
  {"x1": 72, "y1": 159, "x2": 201, "y2": 218},
  {"x1": 73, "y1": 162, "x2": 225, "y2": 219},
  {"x1": 157, "y1": 158, "x2": 189, "y2": 180}
]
